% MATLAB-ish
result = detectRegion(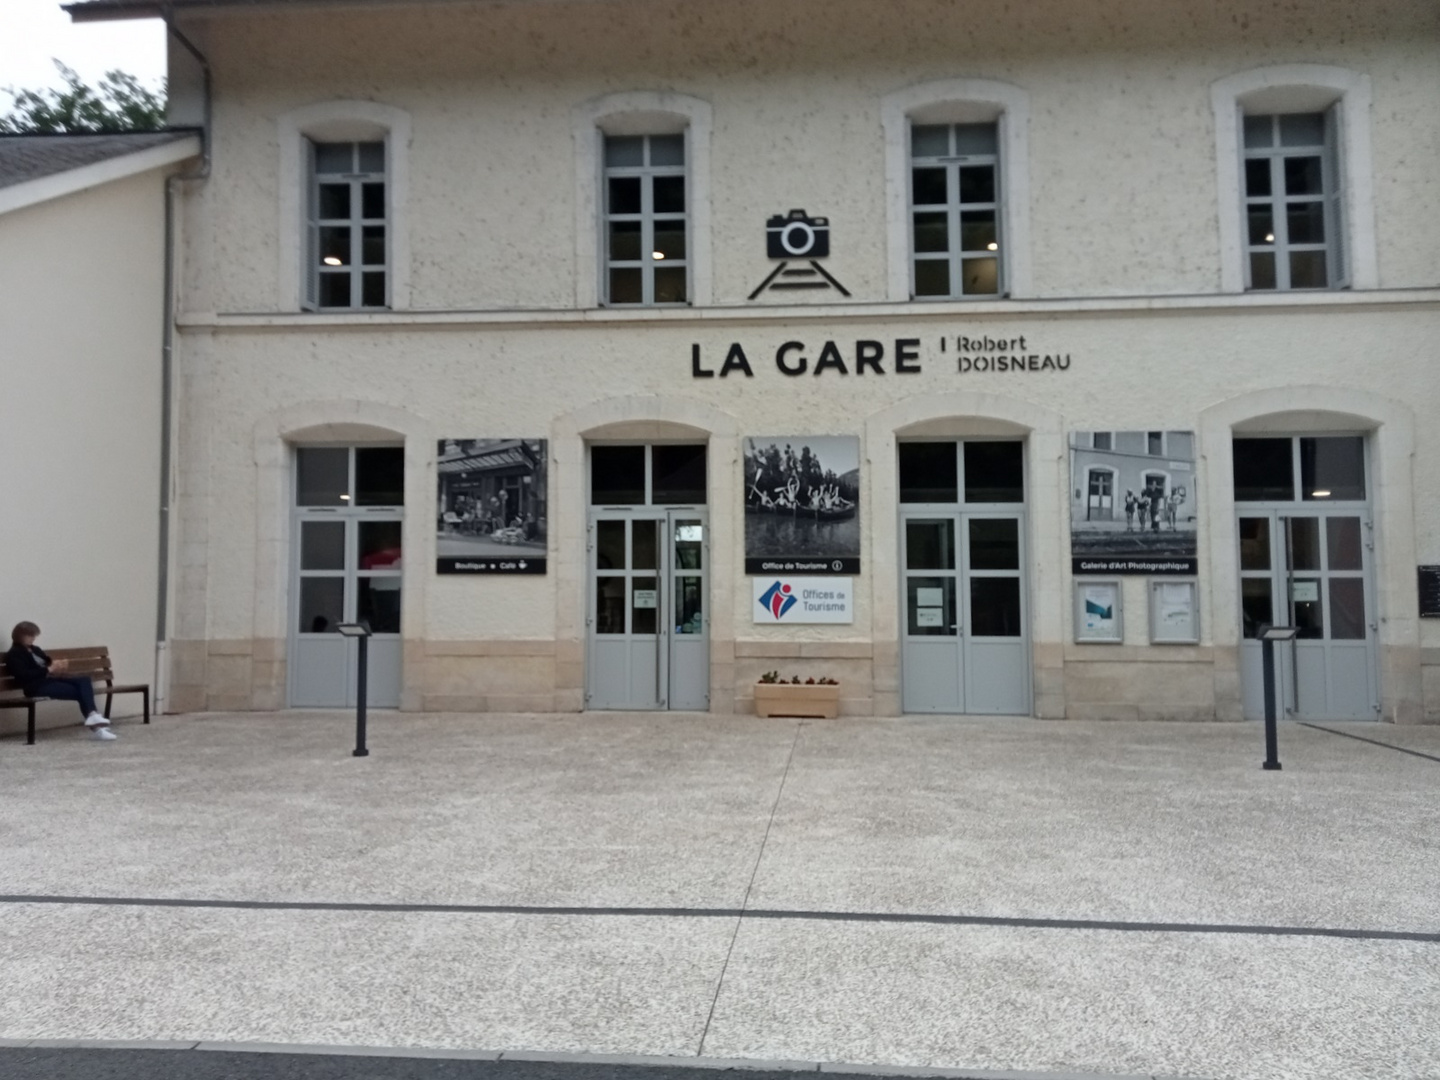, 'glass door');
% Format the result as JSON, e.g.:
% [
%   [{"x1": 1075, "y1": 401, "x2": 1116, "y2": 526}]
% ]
[
  {"x1": 587, "y1": 509, "x2": 708, "y2": 710},
  {"x1": 589, "y1": 515, "x2": 661, "y2": 710},
  {"x1": 1238, "y1": 512, "x2": 1376, "y2": 720},
  {"x1": 962, "y1": 513, "x2": 1030, "y2": 714},
  {"x1": 289, "y1": 447, "x2": 404, "y2": 708},
  {"x1": 901, "y1": 515, "x2": 962, "y2": 712},
  {"x1": 667, "y1": 514, "x2": 709, "y2": 710},
  {"x1": 901, "y1": 511, "x2": 1030, "y2": 714}
]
